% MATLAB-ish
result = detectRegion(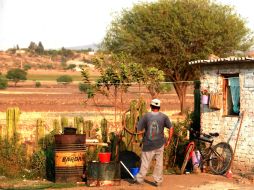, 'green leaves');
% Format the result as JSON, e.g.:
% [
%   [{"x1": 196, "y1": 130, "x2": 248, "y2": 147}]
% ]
[
  {"x1": 6, "y1": 68, "x2": 27, "y2": 86},
  {"x1": 102, "y1": 0, "x2": 253, "y2": 112}
]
